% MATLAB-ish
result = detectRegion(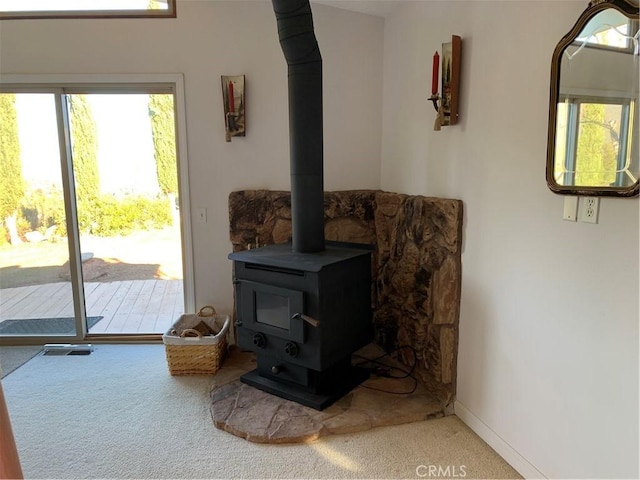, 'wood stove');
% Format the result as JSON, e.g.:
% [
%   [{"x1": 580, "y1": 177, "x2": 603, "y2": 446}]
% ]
[
  {"x1": 228, "y1": 0, "x2": 372, "y2": 410},
  {"x1": 229, "y1": 242, "x2": 372, "y2": 410}
]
